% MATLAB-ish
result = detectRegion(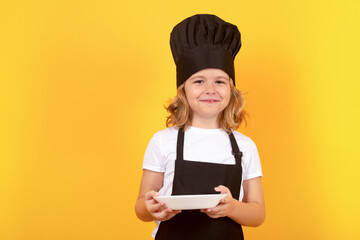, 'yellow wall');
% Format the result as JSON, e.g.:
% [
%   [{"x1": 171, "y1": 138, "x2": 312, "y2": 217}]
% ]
[{"x1": 1, "y1": 0, "x2": 359, "y2": 239}]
